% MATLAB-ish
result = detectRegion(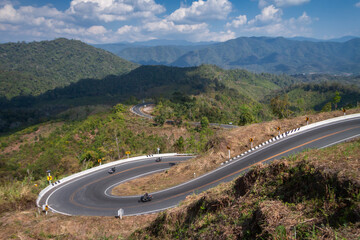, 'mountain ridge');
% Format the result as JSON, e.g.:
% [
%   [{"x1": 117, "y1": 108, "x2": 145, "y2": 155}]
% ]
[{"x1": 95, "y1": 36, "x2": 360, "y2": 75}]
